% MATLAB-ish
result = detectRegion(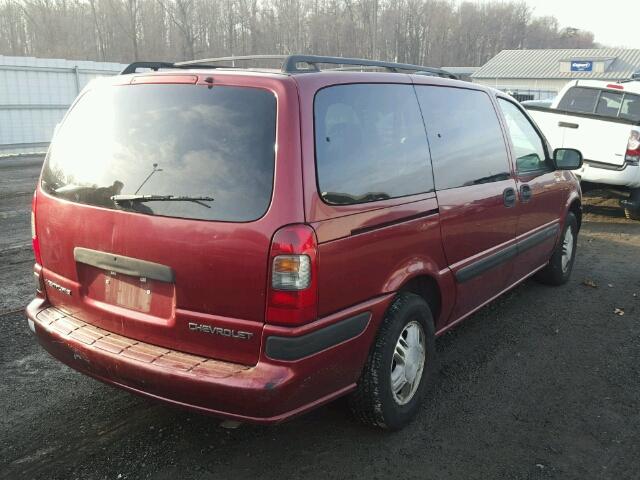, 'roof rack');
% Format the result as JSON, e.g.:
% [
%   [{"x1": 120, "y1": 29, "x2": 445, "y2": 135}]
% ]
[
  {"x1": 120, "y1": 55, "x2": 457, "y2": 79},
  {"x1": 120, "y1": 61, "x2": 176, "y2": 75}
]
